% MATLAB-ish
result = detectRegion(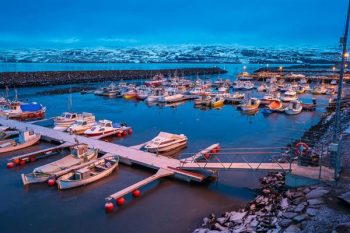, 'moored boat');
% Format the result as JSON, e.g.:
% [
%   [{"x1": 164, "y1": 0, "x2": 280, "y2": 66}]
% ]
[
  {"x1": 21, "y1": 144, "x2": 98, "y2": 185},
  {"x1": 239, "y1": 97, "x2": 260, "y2": 112},
  {"x1": 210, "y1": 95, "x2": 225, "y2": 108},
  {"x1": 144, "y1": 132, "x2": 187, "y2": 154},
  {"x1": 281, "y1": 90, "x2": 297, "y2": 102},
  {"x1": 266, "y1": 99, "x2": 284, "y2": 112},
  {"x1": 84, "y1": 120, "x2": 127, "y2": 137},
  {"x1": 0, "y1": 101, "x2": 46, "y2": 120},
  {"x1": 0, "y1": 131, "x2": 41, "y2": 154},
  {"x1": 285, "y1": 100, "x2": 303, "y2": 115},
  {"x1": 57, "y1": 155, "x2": 119, "y2": 190}
]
